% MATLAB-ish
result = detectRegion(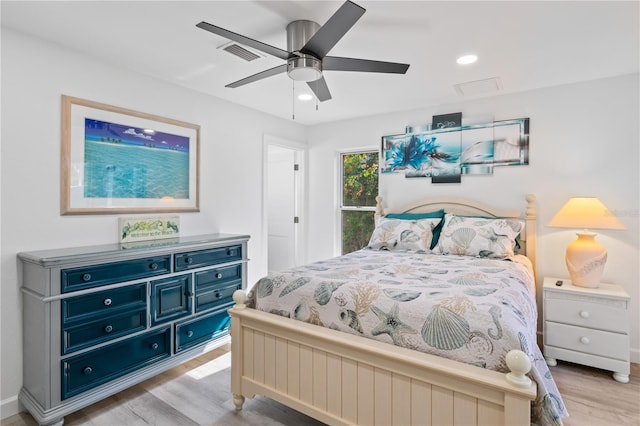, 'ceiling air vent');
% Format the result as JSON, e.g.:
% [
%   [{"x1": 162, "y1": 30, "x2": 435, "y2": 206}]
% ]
[
  {"x1": 454, "y1": 77, "x2": 502, "y2": 96},
  {"x1": 220, "y1": 42, "x2": 262, "y2": 62}
]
